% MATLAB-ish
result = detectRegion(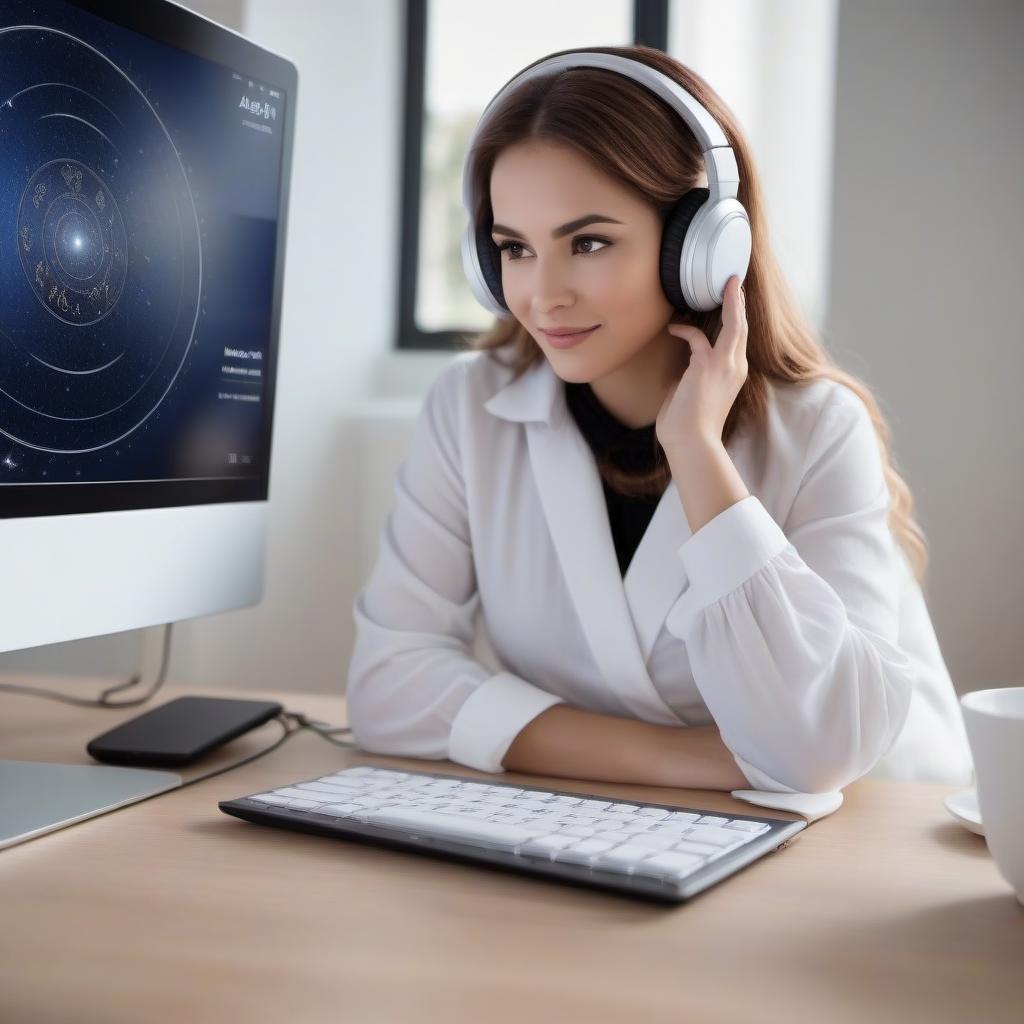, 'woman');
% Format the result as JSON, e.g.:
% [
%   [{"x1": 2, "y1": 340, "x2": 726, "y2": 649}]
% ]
[{"x1": 346, "y1": 45, "x2": 972, "y2": 818}]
